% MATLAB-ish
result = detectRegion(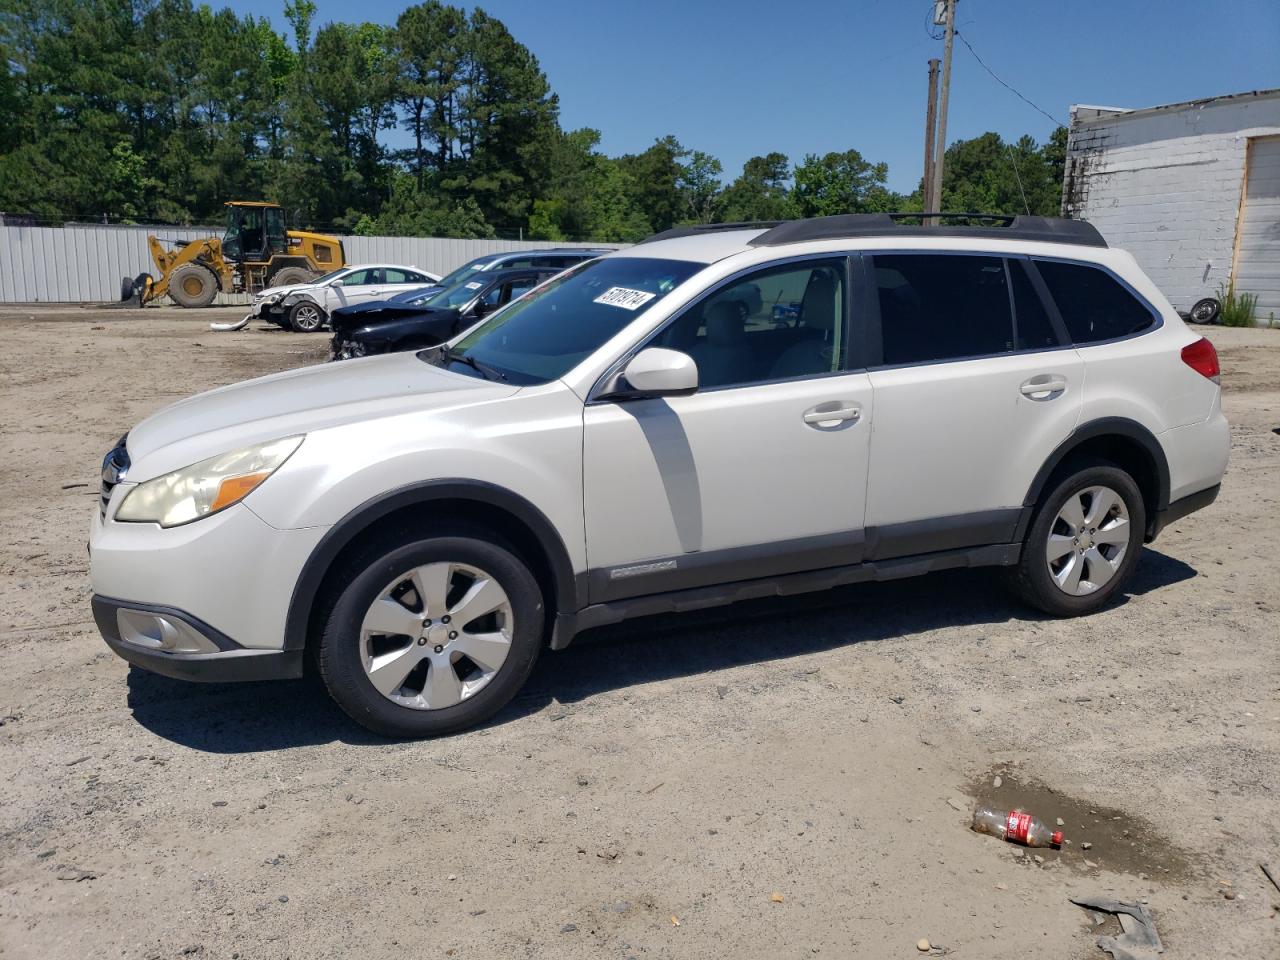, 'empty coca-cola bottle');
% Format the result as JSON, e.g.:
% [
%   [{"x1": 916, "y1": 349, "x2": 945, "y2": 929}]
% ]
[{"x1": 971, "y1": 805, "x2": 1063, "y2": 847}]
